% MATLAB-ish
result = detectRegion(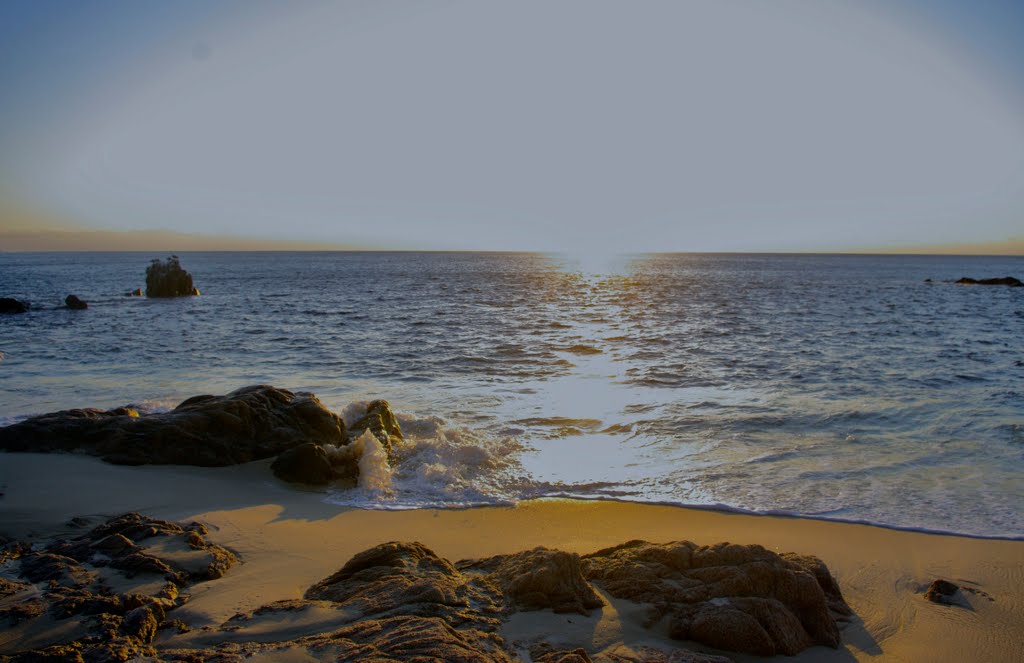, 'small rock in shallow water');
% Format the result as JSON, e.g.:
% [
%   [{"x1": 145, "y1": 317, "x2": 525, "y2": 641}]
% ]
[
  {"x1": 0, "y1": 297, "x2": 29, "y2": 314},
  {"x1": 64, "y1": 295, "x2": 87, "y2": 310},
  {"x1": 955, "y1": 276, "x2": 1023, "y2": 287}
]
